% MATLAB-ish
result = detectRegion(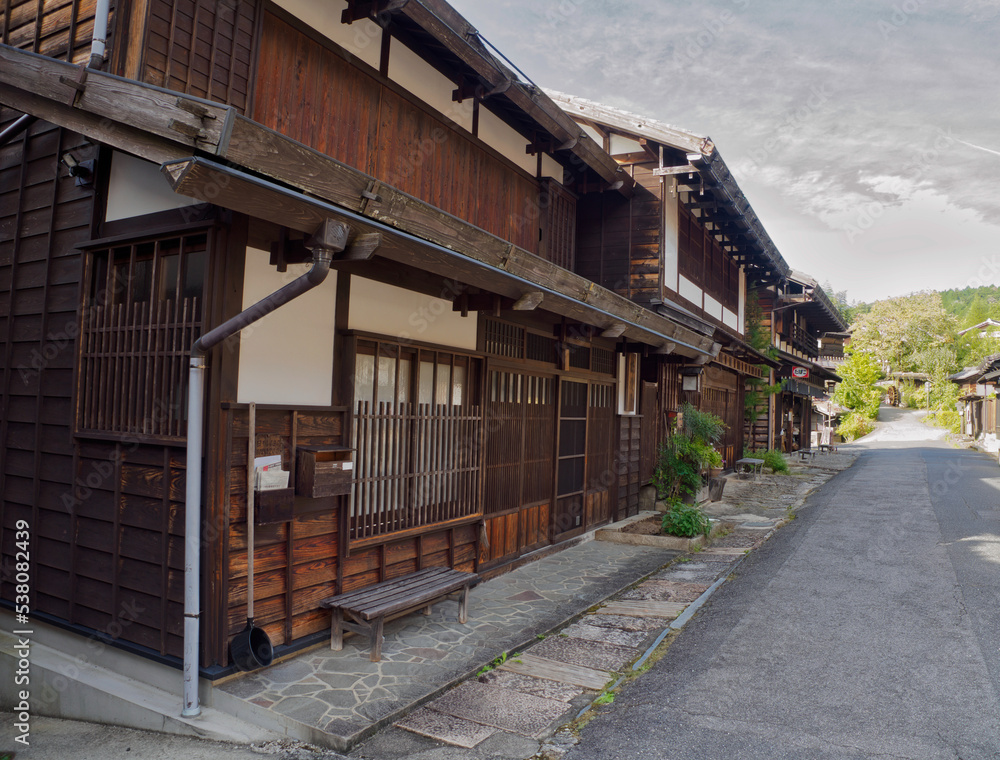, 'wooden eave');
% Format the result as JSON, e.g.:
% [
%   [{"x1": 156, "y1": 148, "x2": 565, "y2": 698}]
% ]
[
  {"x1": 547, "y1": 90, "x2": 708, "y2": 155},
  {"x1": 377, "y1": 1, "x2": 633, "y2": 196},
  {"x1": 0, "y1": 44, "x2": 714, "y2": 357}
]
